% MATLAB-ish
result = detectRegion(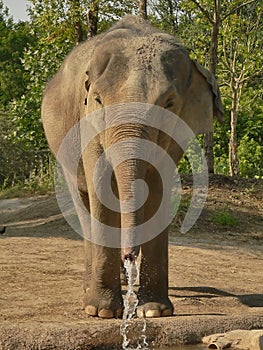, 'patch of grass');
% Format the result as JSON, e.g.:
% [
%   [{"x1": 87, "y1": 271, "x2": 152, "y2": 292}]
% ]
[
  {"x1": 211, "y1": 209, "x2": 238, "y2": 227},
  {"x1": 0, "y1": 182, "x2": 32, "y2": 199},
  {"x1": 244, "y1": 184, "x2": 255, "y2": 195},
  {"x1": 0, "y1": 181, "x2": 54, "y2": 199},
  {"x1": 0, "y1": 162, "x2": 55, "y2": 199},
  {"x1": 170, "y1": 191, "x2": 192, "y2": 230}
]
